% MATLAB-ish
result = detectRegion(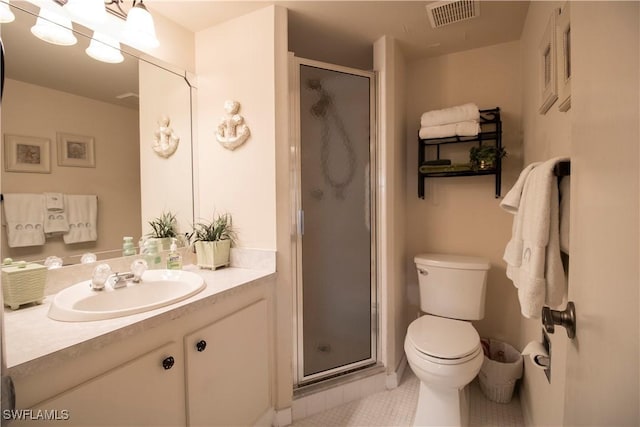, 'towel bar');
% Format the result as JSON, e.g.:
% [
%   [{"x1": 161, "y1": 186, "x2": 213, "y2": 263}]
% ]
[{"x1": 554, "y1": 161, "x2": 571, "y2": 177}]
